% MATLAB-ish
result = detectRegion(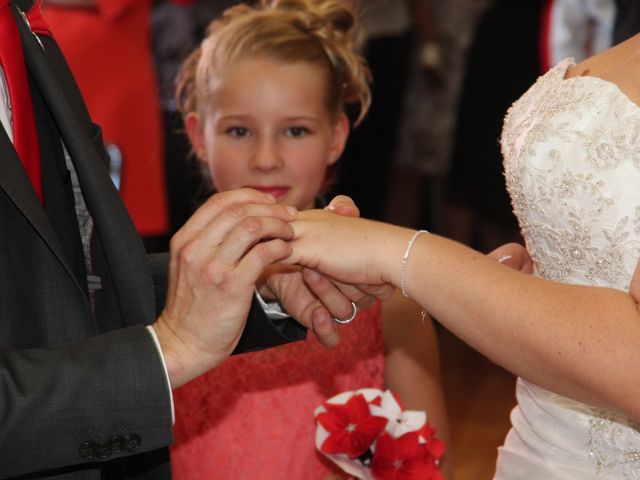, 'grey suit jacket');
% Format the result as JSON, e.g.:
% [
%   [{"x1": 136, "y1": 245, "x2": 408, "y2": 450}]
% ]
[{"x1": 0, "y1": 1, "x2": 304, "y2": 478}]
